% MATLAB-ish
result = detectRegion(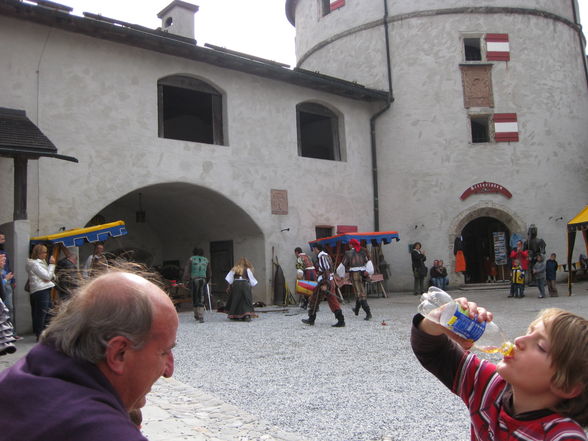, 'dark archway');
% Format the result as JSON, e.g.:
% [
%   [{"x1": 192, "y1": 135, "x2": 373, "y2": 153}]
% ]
[
  {"x1": 461, "y1": 216, "x2": 510, "y2": 283},
  {"x1": 82, "y1": 182, "x2": 265, "y2": 299}
]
